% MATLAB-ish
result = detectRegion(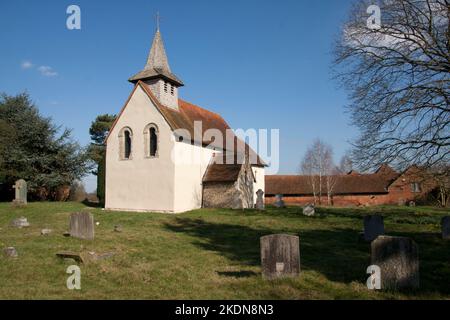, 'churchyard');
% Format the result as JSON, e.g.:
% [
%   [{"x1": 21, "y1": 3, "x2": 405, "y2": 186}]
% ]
[{"x1": 0, "y1": 201, "x2": 449, "y2": 299}]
